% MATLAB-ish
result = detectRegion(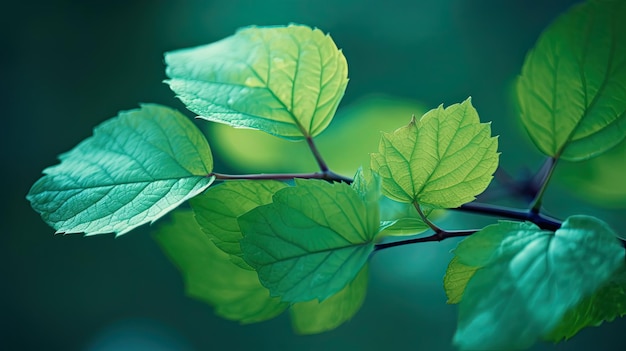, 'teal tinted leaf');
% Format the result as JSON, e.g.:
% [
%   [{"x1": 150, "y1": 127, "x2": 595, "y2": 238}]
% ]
[
  {"x1": 27, "y1": 104, "x2": 214, "y2": 236},
  {"x1": 517, "y1": 0, "x2": 626, "y2": 161},
  {"x1": 371, "y1": 98, "x2": 499, "y2": 208},
  {"x1": 547, "y1": 269, "x2": 626, "y2": 340},
  {"x1": 290, "y1": 265, "x2": 369, "y2": 334},
  {"x1": 239, "y1": 179, "x2": 378, "y2": 302},
  {"x1": 190, "y1": 180, "x2": 287, "y2": 269},
  {"x1": 443, "y1": 256, "x2": 478, "y2": 304},
  {"x1": 453, "y1": 216, "x2": 625, "y2": 350},
  {"x1": 545, "y1": 264, "x2": 626, "y2": 341},
  {"x1": 165, "y1": 24, "x2": 348, "y2": 139},
  {"x1": 154, "y1": 210, "x2": 287, "y2": 323}
]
